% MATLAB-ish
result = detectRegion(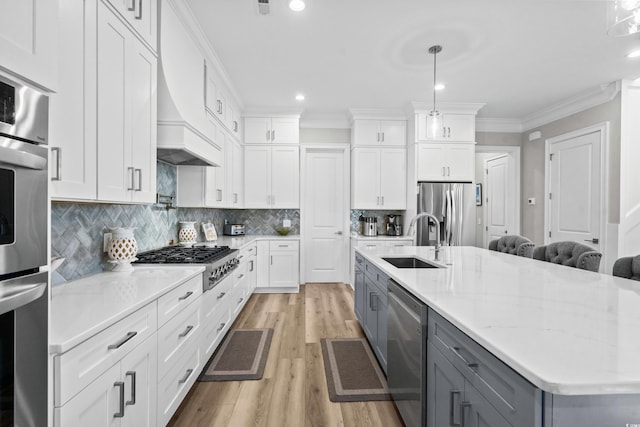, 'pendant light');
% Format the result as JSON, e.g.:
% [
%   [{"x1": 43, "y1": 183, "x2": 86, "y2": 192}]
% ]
[
  {"x1": 428, "y1": 45, "x2": 443, "y2": 139},
  {"x1": 608, "y1": 0, "x2": 640, "y2": 36}
]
